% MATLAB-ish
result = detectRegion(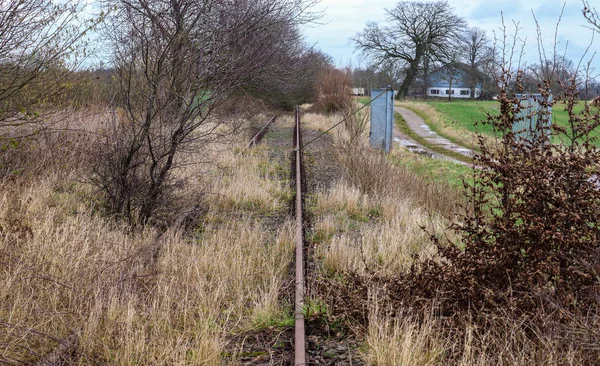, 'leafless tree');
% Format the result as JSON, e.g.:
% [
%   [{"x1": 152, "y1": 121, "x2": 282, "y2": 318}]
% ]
[
  {"x1": 0, "y1": 0, "x2": 96, "y2": 127},
  {"x1": 246, "y1": 47, "x2": 332, "y2": 110},
  {"x1": 461, "y1": 27, "x2": 492, "y2": 99},
  {"x1": 579, "y1": 58, "x2": 600, "y2": 101},
  {"x1": 94, "y1": 0, "x2": 317, "y2": 225},
  {"x1": 529, "y1": 5, "x2": 576, "y2": 96},
  {"x1": 529, "y1": 55, "x2": 576, "y2": 94},
  {"x1": 352, "y1": 0, "x2": 466, "y2": 99},
  {"x1": 351, "y1": 64, "x2": 404, "y2": 95}
]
